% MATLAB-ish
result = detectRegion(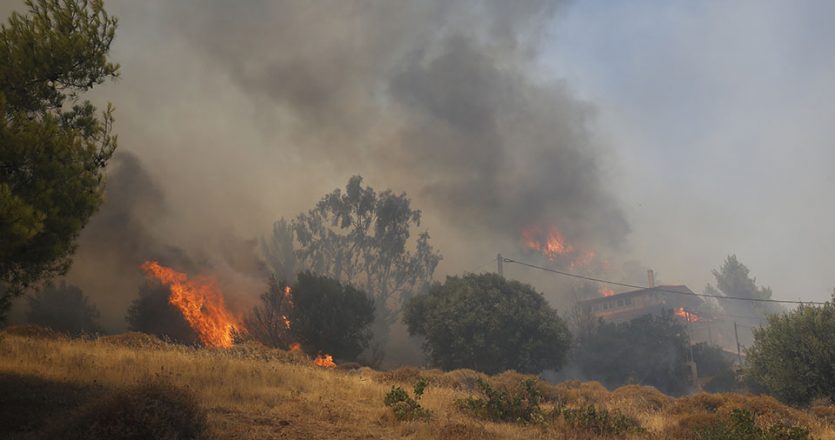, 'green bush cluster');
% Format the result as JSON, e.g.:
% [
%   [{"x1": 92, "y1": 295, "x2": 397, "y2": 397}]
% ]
[
  {"x1": 384, "y1": 378, "x2": 431, "y2": 421},
  {"x1": 457, "y1": 378, "x2": 545, "y2": 424},
  {"x1": 559, "y1": 404, "x2": 644, "y2": 436},
  {"x1": 693, "y1": 408, "x2": 810, "y2": 440}
]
